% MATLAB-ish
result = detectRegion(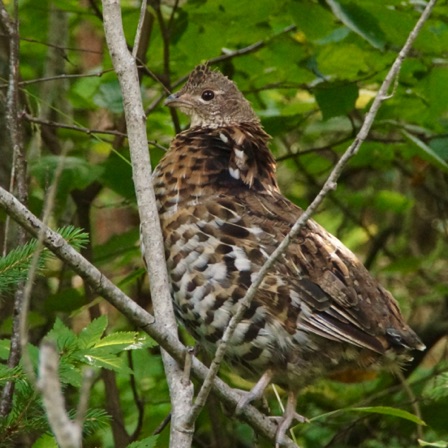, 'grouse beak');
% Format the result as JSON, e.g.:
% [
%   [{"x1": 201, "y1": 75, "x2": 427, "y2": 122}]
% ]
[
  {"x1": 164, "y1": 92, "x2": 193, "y2": 109},
  {"x1": 164, "y1": 93, "x2": 179, "y2": 107}
]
